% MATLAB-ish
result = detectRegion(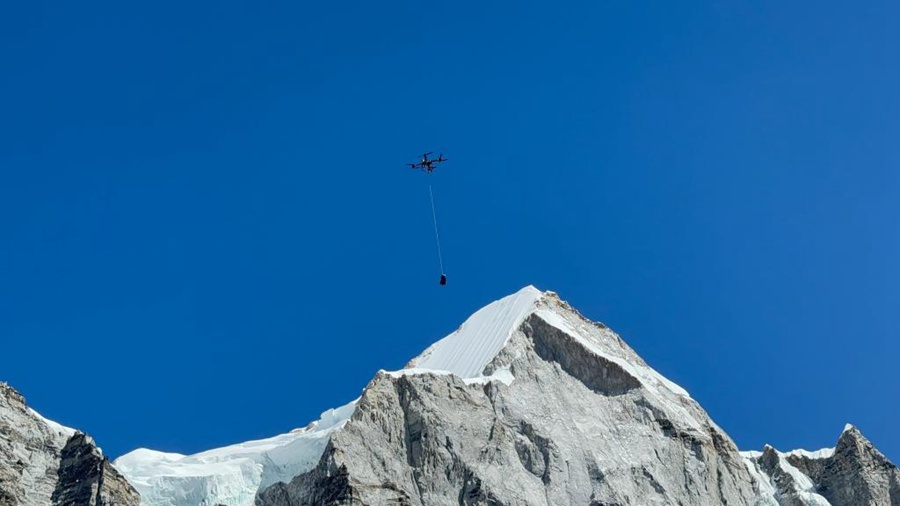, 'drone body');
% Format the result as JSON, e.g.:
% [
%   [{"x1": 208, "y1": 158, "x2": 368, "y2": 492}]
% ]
[{"x1": 407, "y1": 152, "x2": 448, "y2": 173}]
